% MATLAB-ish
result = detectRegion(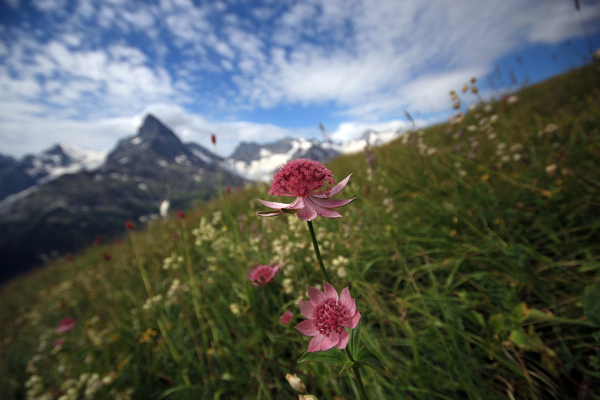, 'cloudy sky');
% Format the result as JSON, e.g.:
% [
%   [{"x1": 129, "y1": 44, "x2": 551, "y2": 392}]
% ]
[{"x1": 1, "y1": 0, "x2": 599, "y2": 158}]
